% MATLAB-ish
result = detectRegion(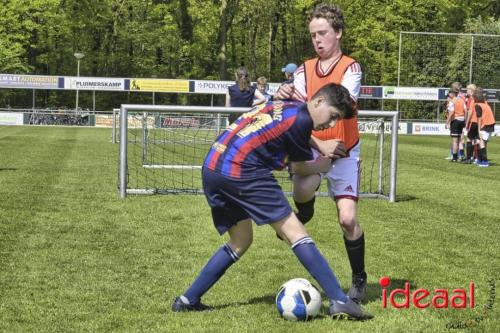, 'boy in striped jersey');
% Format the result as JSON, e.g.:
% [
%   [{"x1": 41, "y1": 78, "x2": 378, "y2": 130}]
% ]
[{"x1": 172, "y1": 83, "x2": 372, "y2": 320}]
